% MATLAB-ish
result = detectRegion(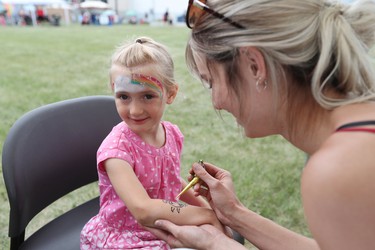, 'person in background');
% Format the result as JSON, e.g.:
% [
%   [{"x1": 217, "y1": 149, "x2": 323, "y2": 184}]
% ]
[
  {"x1": 164, "y1": 9, "x2": 169, "y2": 23},
  {"x1": 81, "y1": 11, "x2": 90, "y2": 25},
  {"x1": 0, "y1": 10, "x2": 6, "y2": 26},
  {"x1": 80, "y1": 36, "x2": 225, "y2": 249},
  {"x1": 36, "y1": 6, "x2": 46, "y2": 23},
  {"x1": 147, "y1": 0, "x2": 375, "y2": 249}
]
